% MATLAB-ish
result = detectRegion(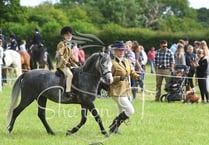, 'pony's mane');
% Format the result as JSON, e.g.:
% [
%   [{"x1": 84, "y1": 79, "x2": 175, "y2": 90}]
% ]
[
  {"x1": 85, "y1": 53, "x2": 99, "y2": 64},
  {"x1": 80, "y1": 52, "x2": 109, "y2": 72},
  {"x1": 81, "y1": 53, "x2": 99, "y2": 70},
  {"x1": 83, "y1": 52, "x2": 109, "y2": 65}
]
